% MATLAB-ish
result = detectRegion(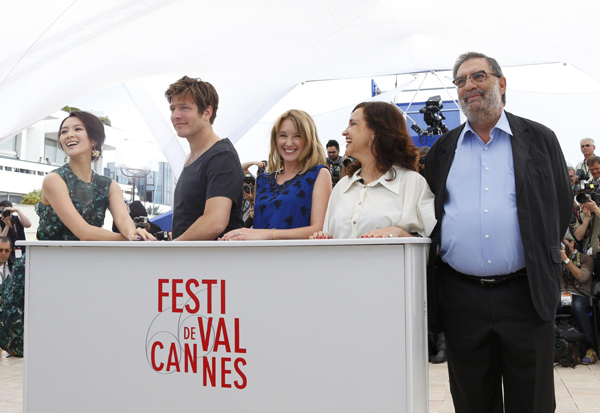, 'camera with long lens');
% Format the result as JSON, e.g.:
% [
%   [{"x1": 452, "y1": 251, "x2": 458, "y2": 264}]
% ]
[
  {"x1": 342, "y1": 156, "x2": 356, "y2": 168},
  {"x1": 1, "y1": 209, "x2": 11, "y2": 218},
  {"x1": 257, "y1": 160, "x2": 268, "y2": 176},
  {"x1": 134, "y1": 216, "x2": 148, "y2": 228},
  {"x1": 554, "y1": 336, "x2": 575, "y2": 367},
  {"x1": 154, "y1": 231, "x2": 169, "y2": 241},
  {"x1": 574, "y1": 169, "x2": 600, "y2": 204},
  {"x1": 133, "y1": 216, "x2": 170, "y2": 241}
]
